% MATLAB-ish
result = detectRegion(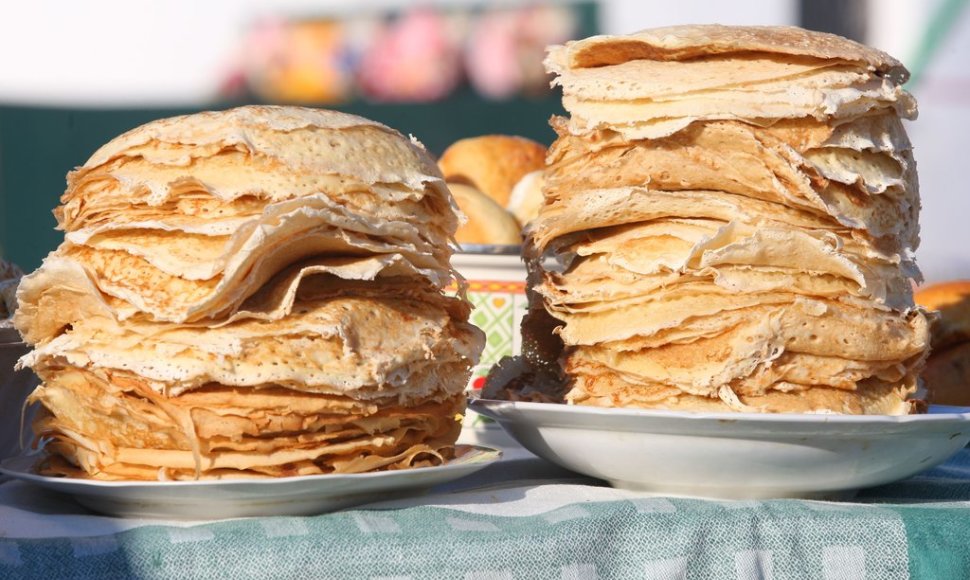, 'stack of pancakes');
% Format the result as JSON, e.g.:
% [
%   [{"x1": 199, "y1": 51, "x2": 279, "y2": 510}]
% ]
[
  {"x1": 15, "y1": 106, "x2": 484, "y2": 479},
  {"x1": 506, "y1": 26, "x2": 930, "y2": 414}
]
